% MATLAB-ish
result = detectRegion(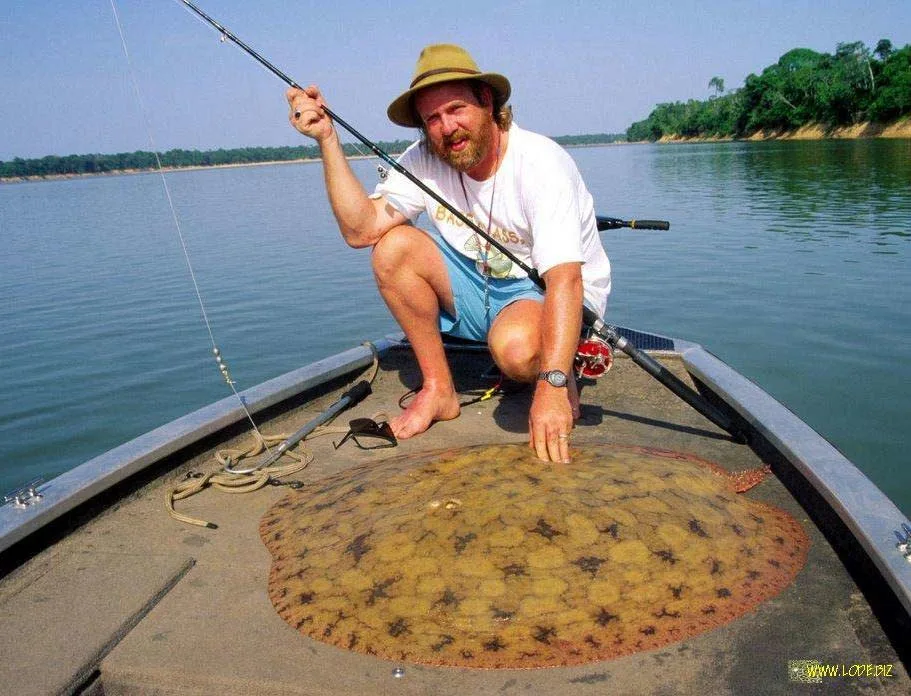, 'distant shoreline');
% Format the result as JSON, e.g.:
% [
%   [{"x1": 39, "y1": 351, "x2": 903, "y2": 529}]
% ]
[
  {"x1": 0, "y1": 132, "x2": 625, "y2": 184},
  {"x1": 0, "y1": 144, "x2": 628, "y2": 184},
  {"x1": 0, "y1": 154, "x2": 356, "y2": 185},
  {"x1": 3, "y1": 125, "x2": 908, "y2": 184},
  {"x1": 652, "y1": 119, "x2": 911, "y2": 144}
]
